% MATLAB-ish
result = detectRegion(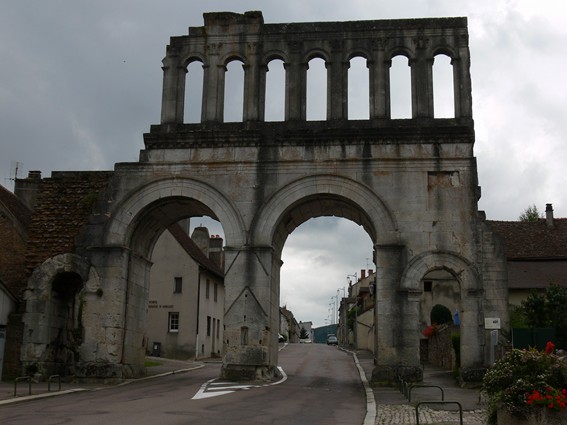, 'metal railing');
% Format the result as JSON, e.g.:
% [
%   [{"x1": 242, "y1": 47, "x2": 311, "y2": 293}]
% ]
[
  {"x1": 14, "y1": 376, "x2": 32, "y2": 397},
  {"x1": 13, "y1": 375, "x2": 62, "y2": 397},
  {"x1": 415, "y1": 401, "x2": 463, "y2": 425}
]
